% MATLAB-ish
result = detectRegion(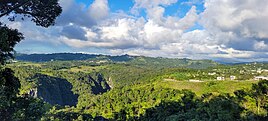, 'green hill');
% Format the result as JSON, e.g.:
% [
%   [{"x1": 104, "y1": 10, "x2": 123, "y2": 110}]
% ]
[
  {"x1": 15, "y1": 53, "x2": 219, "y2": 69},
  {"x1": 5, "y1": 55, "x2": 268, "y2": 120}
]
